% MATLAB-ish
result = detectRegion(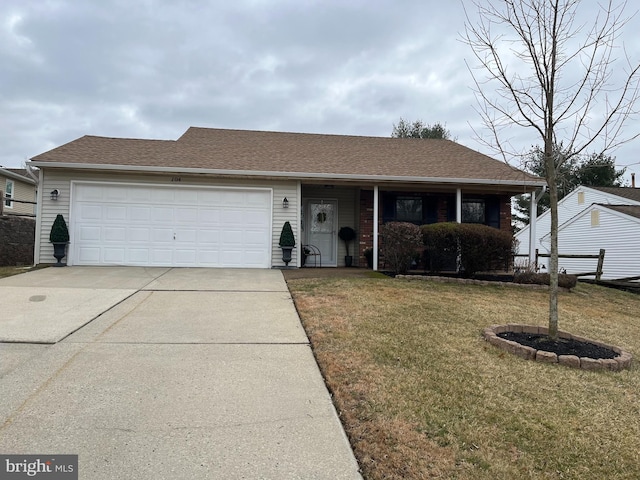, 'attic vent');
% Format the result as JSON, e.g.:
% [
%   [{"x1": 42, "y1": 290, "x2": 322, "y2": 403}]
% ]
[
  {"x1": 591, "y1": 209, "x2": 600, "y2": 227},
  {"x1": 578, "y1": 192, "x2": 585, "y2": 204}
]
